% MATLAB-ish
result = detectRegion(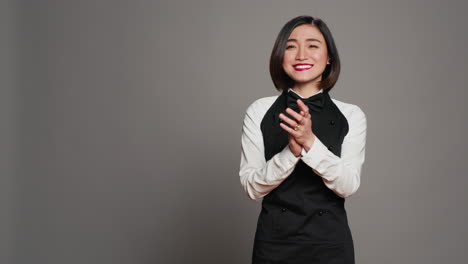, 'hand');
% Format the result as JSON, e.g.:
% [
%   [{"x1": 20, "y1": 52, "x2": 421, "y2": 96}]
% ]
[
  {"x1": 279, "y1": 99, "x2": 316, "y2": 152},
  {"x1": 287, "y1": 124, "x2": 303, "y2": 157}
]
